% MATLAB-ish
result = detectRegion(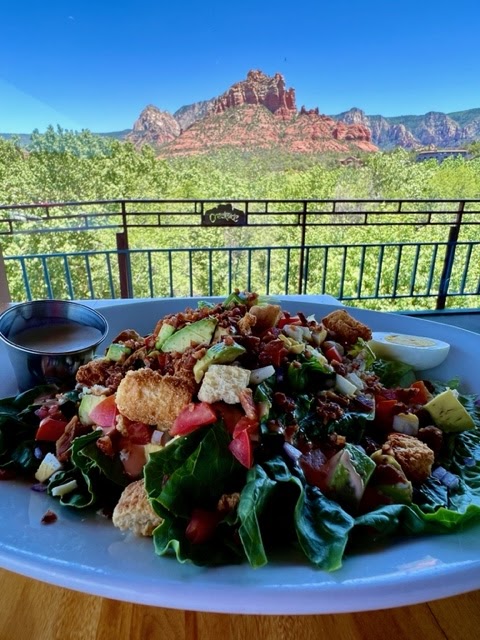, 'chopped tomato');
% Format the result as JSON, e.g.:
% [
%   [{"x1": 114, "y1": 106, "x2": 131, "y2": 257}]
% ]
[
  {"x1": 228, "y1": 429, "x2": 253, "y2": 468},
  {"x1": 170, "y1": 402, "x2": 217, "y2": 436},
  {"x1": 89, "y1": 394, "x2": 118, "y2": 428},
  {"x1": 410, "y1": 380, "x2": 432, "y2": 405},
  {"x1": 277, "y1": 315, "x2": 301, "y2": 329},
  {"x1": 261, "y1": 339, "x2": 288, "y2": 367},
  {"x1": 211, "y1": 402, "x2": 244, "y2": 434},
  {"x1": 232, "y1": 416, "x2": 259, "y2": 439},
  {"x1": 324, "y1": 346, "x2": 343, "y2": 363},
  {"x1": 123, "y1": 420, "x2": 153, "y2": 445},
  {"x1": 185, "y1": 508, "x2": 221, "y2": 544},
  {"x1": 374, "y1": 398, "x2": 398, "y2": 429},
  {"x1": 299, "y1": 448, "x2": 330, "y2": 491},
  {"x1": 35, "y1": 416, "x2": 68, "y2": 442}
]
